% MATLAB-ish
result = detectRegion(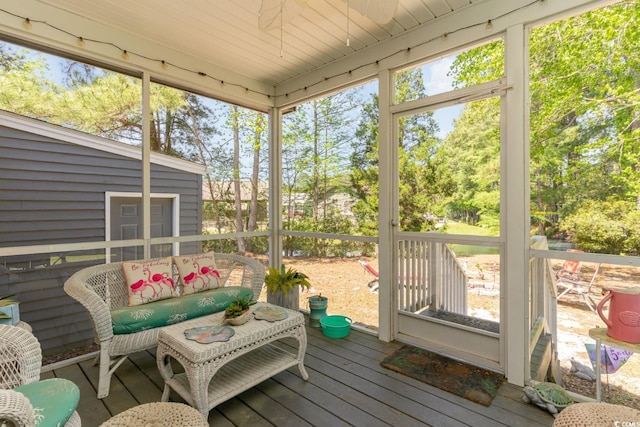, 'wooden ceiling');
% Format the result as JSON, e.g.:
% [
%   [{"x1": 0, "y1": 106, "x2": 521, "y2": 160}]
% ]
[{"x1": 37, "y1": 0, "x2": 485, "y2": 87}]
